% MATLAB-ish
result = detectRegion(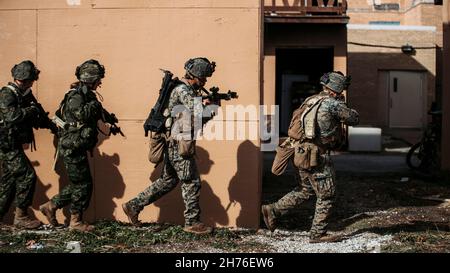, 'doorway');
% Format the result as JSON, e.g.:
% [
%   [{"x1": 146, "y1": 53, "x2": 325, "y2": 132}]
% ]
[
  {"x1": 388, "y1": 71, "x2": 426, "y2": 128},
  {"x1": 276, "y1": 48, "x2": 333, "y2": 135}
]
